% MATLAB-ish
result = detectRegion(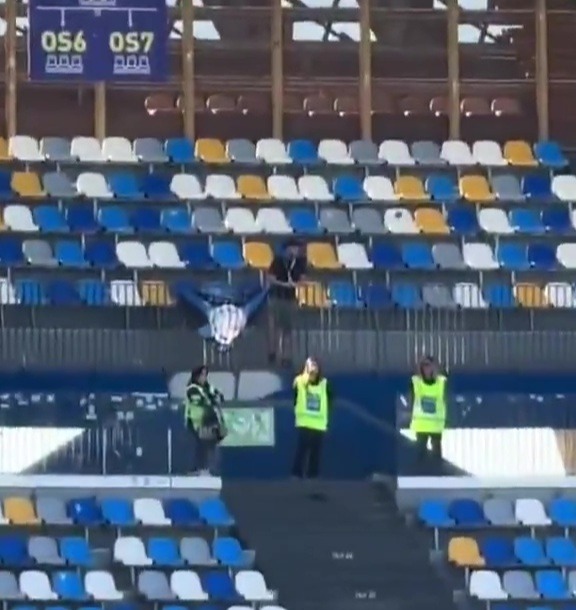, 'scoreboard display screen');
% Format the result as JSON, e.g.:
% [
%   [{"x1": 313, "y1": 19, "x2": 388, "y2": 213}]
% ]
[{"x1": 28, "y1": 0, "x2": 168, "y2": 82}]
